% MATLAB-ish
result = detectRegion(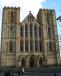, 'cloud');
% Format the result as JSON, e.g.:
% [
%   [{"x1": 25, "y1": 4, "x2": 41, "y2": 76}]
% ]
[{"x1": 0, "y1": 0, "x2": 46, "y2": 21}]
